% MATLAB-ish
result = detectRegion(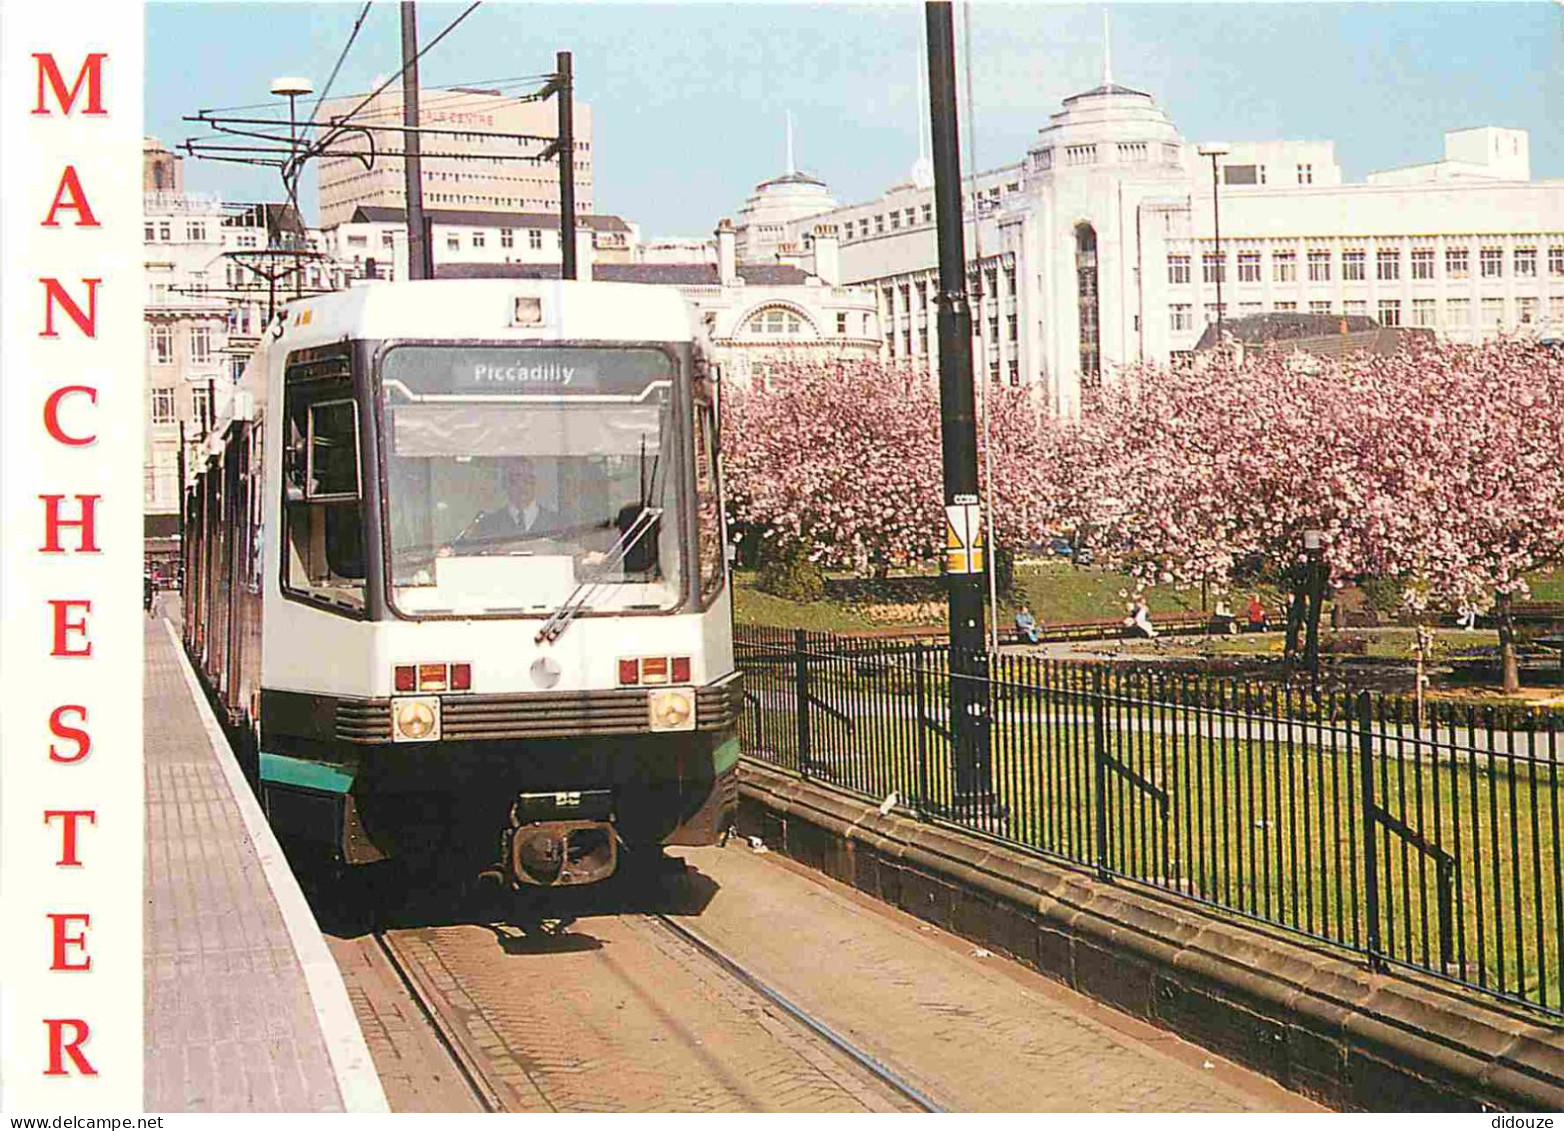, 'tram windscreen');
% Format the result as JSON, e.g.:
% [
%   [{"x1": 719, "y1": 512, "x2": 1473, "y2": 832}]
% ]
[{"x1": 379, "y1": 346, "x2": 686, "y2": 617}]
